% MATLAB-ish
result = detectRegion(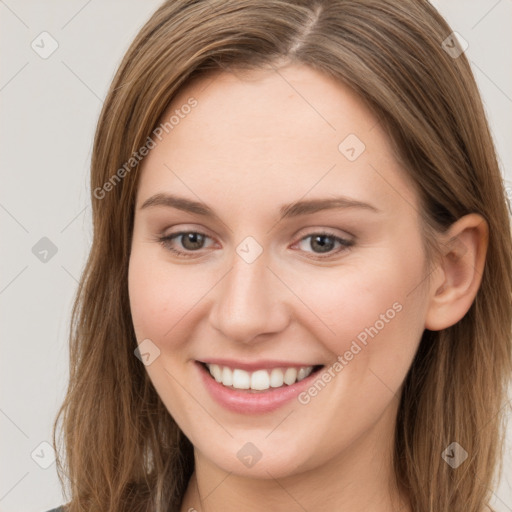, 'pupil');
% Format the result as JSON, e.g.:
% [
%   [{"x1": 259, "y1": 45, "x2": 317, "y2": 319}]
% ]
[
  {"x1": 183, "y1": 233, "x2": 204, "y2": 250},
  {"x1": 312, "y1": 235, "x2": 334, "y2": 253}
]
